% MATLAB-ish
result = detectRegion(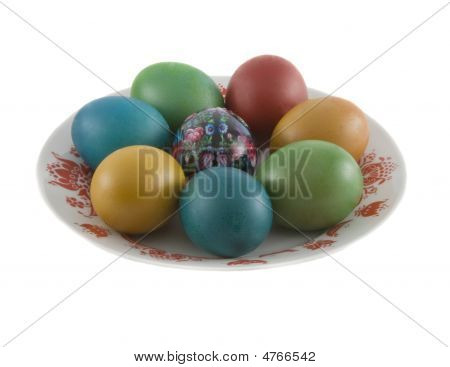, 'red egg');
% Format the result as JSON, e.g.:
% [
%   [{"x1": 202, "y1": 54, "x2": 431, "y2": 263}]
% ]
[{"x1": 226, "y1": 55, "x2": 307, "y2": 142}]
